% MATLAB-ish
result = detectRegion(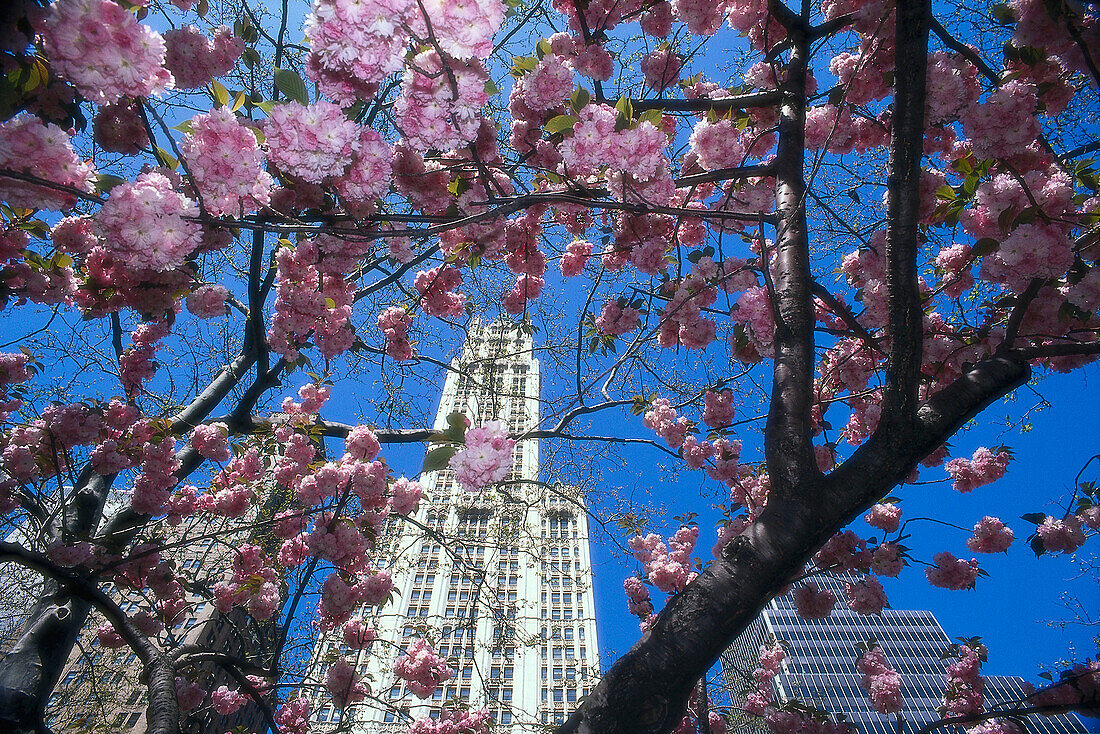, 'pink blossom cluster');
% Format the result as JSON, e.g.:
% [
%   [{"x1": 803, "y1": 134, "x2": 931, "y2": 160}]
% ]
[
  {"x1": 213, "y1": 544, "x2": 281, "y2": 619},
  {"x1": 733, "y1": 286, "x2": 776, "y2": 360},
  {"x1": 119, "y1": 318, "x2": 170, "y2": 398},
  {"x1": 268, "y1": 240, "x2": 356, "y2": 362},
  {"x1": 342, "y1": 618, "x2": 377, "y2": 649},
  {"x1": 406, "y1": 708, "x2": 492, "y2": 734},
  {"x1": 865, "y1": 503, "x2": 902, "y2": 533},
  {"x1": 959, "y1": 81, "x2": 1039, "y2": 162},
  {"x1": 643, "y1": 398, "x2": 690, "y2": 450},
  {"x1": 410, "y1": 0, "x2": 504, "y2": 59},
  {"x1": 815, "y1": 531, "x2": 872, "y2": 573},
  {"x1": 199, "y1": 447, "x2": 262, "y2": 518},
  {"x1": 175, "y1": 677, "x2": 206, "y2": 711},
  {"x1": 333, "y1": 127, "x2": 393, "y2": 205},
  {"x1": 344, "y1": 424, "x2": 381, "y2": 462},
  {"x1": 689, "y1": 119, "x2": 754, "y2": 171},
  {"x1": 449, "y1": 420, "x2": 514, "y2": 492},
  {"x1": 655, "y1": 275, "x2": 719, "y2": 349},
  {"x1": 596, "y1": 300, "x2": 642, "y2": 336},
  {"x1": 50, "y1": 217, "x2": 97, "y2": 254},
  {"x1": 518, "y1": 54, "x2": 574, "y2": 111},
  {"x1": 41, "y1": 0, "x2": 172, "y2": 104},
  {"x1": 1036, "y1": 514, "x2": 1086, "y2": 554},
  {"x1": 396, "y1": 51, "x2": 490, "y2": 151},
  {"x1": 92, "y1": 100, "x2": 149, "y2": 155},
  {"x1": 943, "y1": 644, "x2": 985, "y2": 717},
  {"x1": 212, "y1": 685, "x2": 248, "y2": 715},
  {"x1": 925, "y1": 551, "x2": 980, "y2": 591},
  {"x1": 317, "y1": 570, "x2": 393, "y2": 629},
  {"x1": 94, "y1": 171, "x2": 202, "y2": 272},
  {"x1": 944, "y1": 447, "x2": 1010, "y2": 493},
  {"x1": 0, "y1": 115, "x2": 95, "y2": 211},
  {"x1": 668, "y1": 0, "x2": 722, "y2": 34},
  {"x1": 857, "y1": 645, "x2": 904, "y2": 714},
  {"x1": 559, "y1": 104, "x2": 668, "y2": 182},
  {"x1": 0, "y1": 352, "x2": 29, "y2": 424},
  {"x1": 703, "y1": 438, "x2": 743, "y2": 488},
  {"x1": 743, "y1": 642, "x2": 785, "y2": 715},
  {"x1": 394, "y1": 637, "x2": 455, "y2": 698},
  {"x1": 190, "y1": 422, "x2": 230, "y2": 462},
  {"x1": 622, "y1": 575, "x2": 653, "y2": 617},
  {"x1": 641, "y1": 49, "x2": 682, "y2": 90},
  {"x1": 414, "y1": 265, "x2": 466, "y2": 318},
  {"x1": 702, "y1": 389, "x2": 736, "y2": 428},
  {"x1": 182, "y1": 109, "x2": 272, "y2": 217},
  {"x1": 163, "y1": 25, "x2": 243, "y2": 90},
  {"x1": 391, "y1": 477, "x2": 424, "y2": 515},
  {"x1": 186, "y1": 284, "x2": 230, "y2": 319},
  {"x1": 845, "y1": 576, "x2": 888, "y2": 615},
  {"x1": 275, "y1": 697, "x2": 311, "y2": 734},
  {"x1": 264, "y1": 101, "x2": 360, "y2": 184},
  {"x1": 967, "y1": 516, "x2": 1015, "y2": 553},
  {"x1": 307, "y1": 514, "x2": 370, "y2": 571},
  {"x1": 560, "y1": 239, "x2": 593, "y2": 277},
  {"x1": 680, "y1": 435, "x2": 715, "y2": 470},
  {"x1": 628, "y1": 526, "x2": 699, "y2": 594},
  {"x1": 804, "y1": 105, "x2": 889, "y2": 155},
  {"x1": 925, "y1": 51, "x2": 981, "y2": 124},
  {"x1": 793, "y1": 583, "x2": 836, "y2": 619},
  {"x1": 871, "y1": 542, "x2": 905, "y2": 577},
  {"x1": 325, "y1": 657, "x2": 369, "y2": 707},
  {"x1": 304, "y1": 0, "x2": 411, "y2": 103}
]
